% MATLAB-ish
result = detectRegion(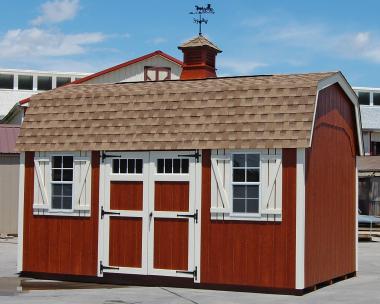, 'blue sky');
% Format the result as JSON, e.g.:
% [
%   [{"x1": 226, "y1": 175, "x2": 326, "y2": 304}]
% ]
[{"x1": 1, "y1": 0, "x2": 379, "y2": 86}]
